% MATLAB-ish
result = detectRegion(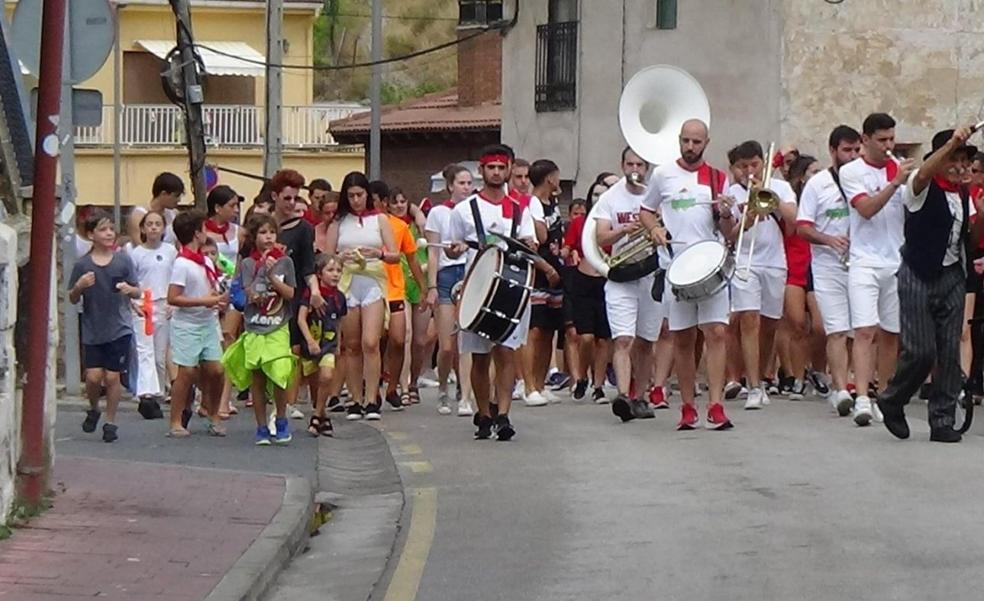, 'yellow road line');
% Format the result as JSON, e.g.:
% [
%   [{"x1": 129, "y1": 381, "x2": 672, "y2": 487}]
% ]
[
  {"x1": 398, "y1": 461, "x2": 433, "y2": 474},
  {"x1": 397, "y1": 444, "x2": 423, "y2": 456},
  {"x1": 383, "y1": 487, "x2": 438, "y2": 601}
]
